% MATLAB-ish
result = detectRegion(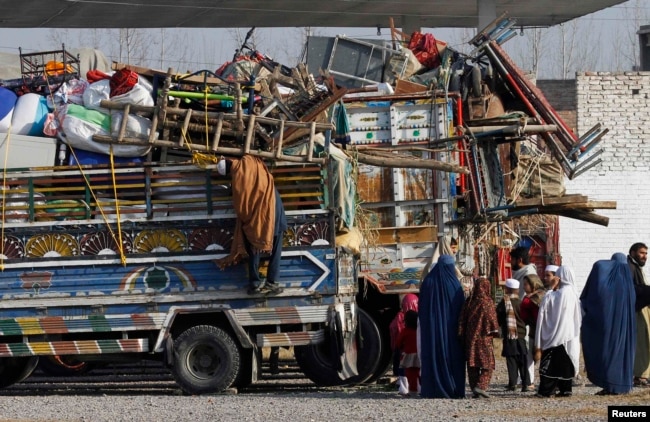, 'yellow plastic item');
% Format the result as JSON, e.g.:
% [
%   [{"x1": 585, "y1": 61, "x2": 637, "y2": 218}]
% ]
[{"x1": 45, "y1": 61, "x2": 74, "y2": 76}]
